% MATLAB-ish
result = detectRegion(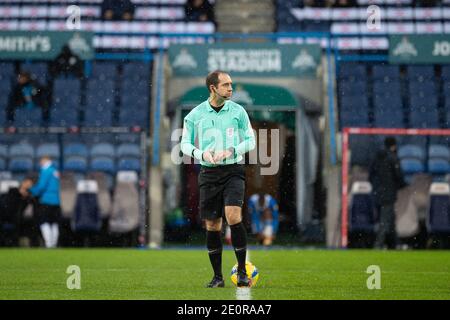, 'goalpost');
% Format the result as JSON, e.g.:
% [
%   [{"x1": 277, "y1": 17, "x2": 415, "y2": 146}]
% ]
[{"x1": 341, "y1": 127, "x2": 450, "y2": 248}]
